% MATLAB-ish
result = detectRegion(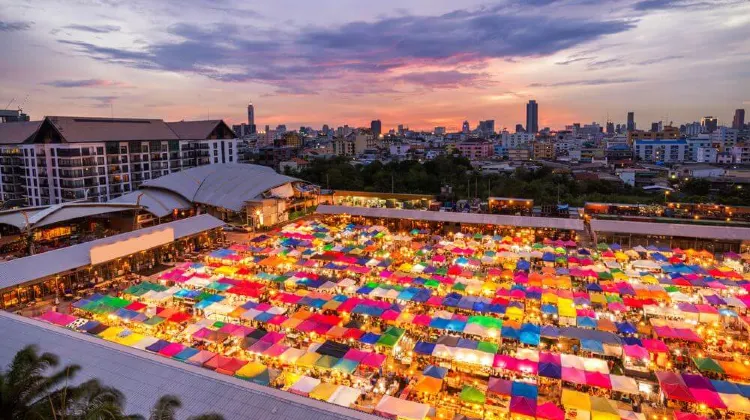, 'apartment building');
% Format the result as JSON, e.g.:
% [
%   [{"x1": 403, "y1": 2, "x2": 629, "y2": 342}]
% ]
[
  {"x1": 0, "y1": 116, "x2": 237, "y2": 206},
  {"x1": 633, "y1": 139, "x2": 687, "y2": 163}
]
